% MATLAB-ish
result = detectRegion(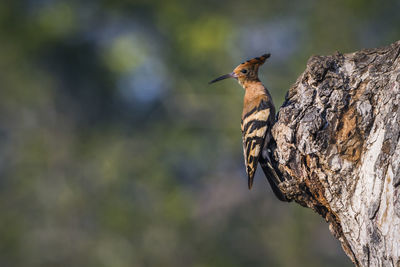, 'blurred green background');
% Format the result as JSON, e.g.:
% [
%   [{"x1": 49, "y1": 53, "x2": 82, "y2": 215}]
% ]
[{"x1": 1, "y1": 0, "x2": 399, "y2": 266}]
